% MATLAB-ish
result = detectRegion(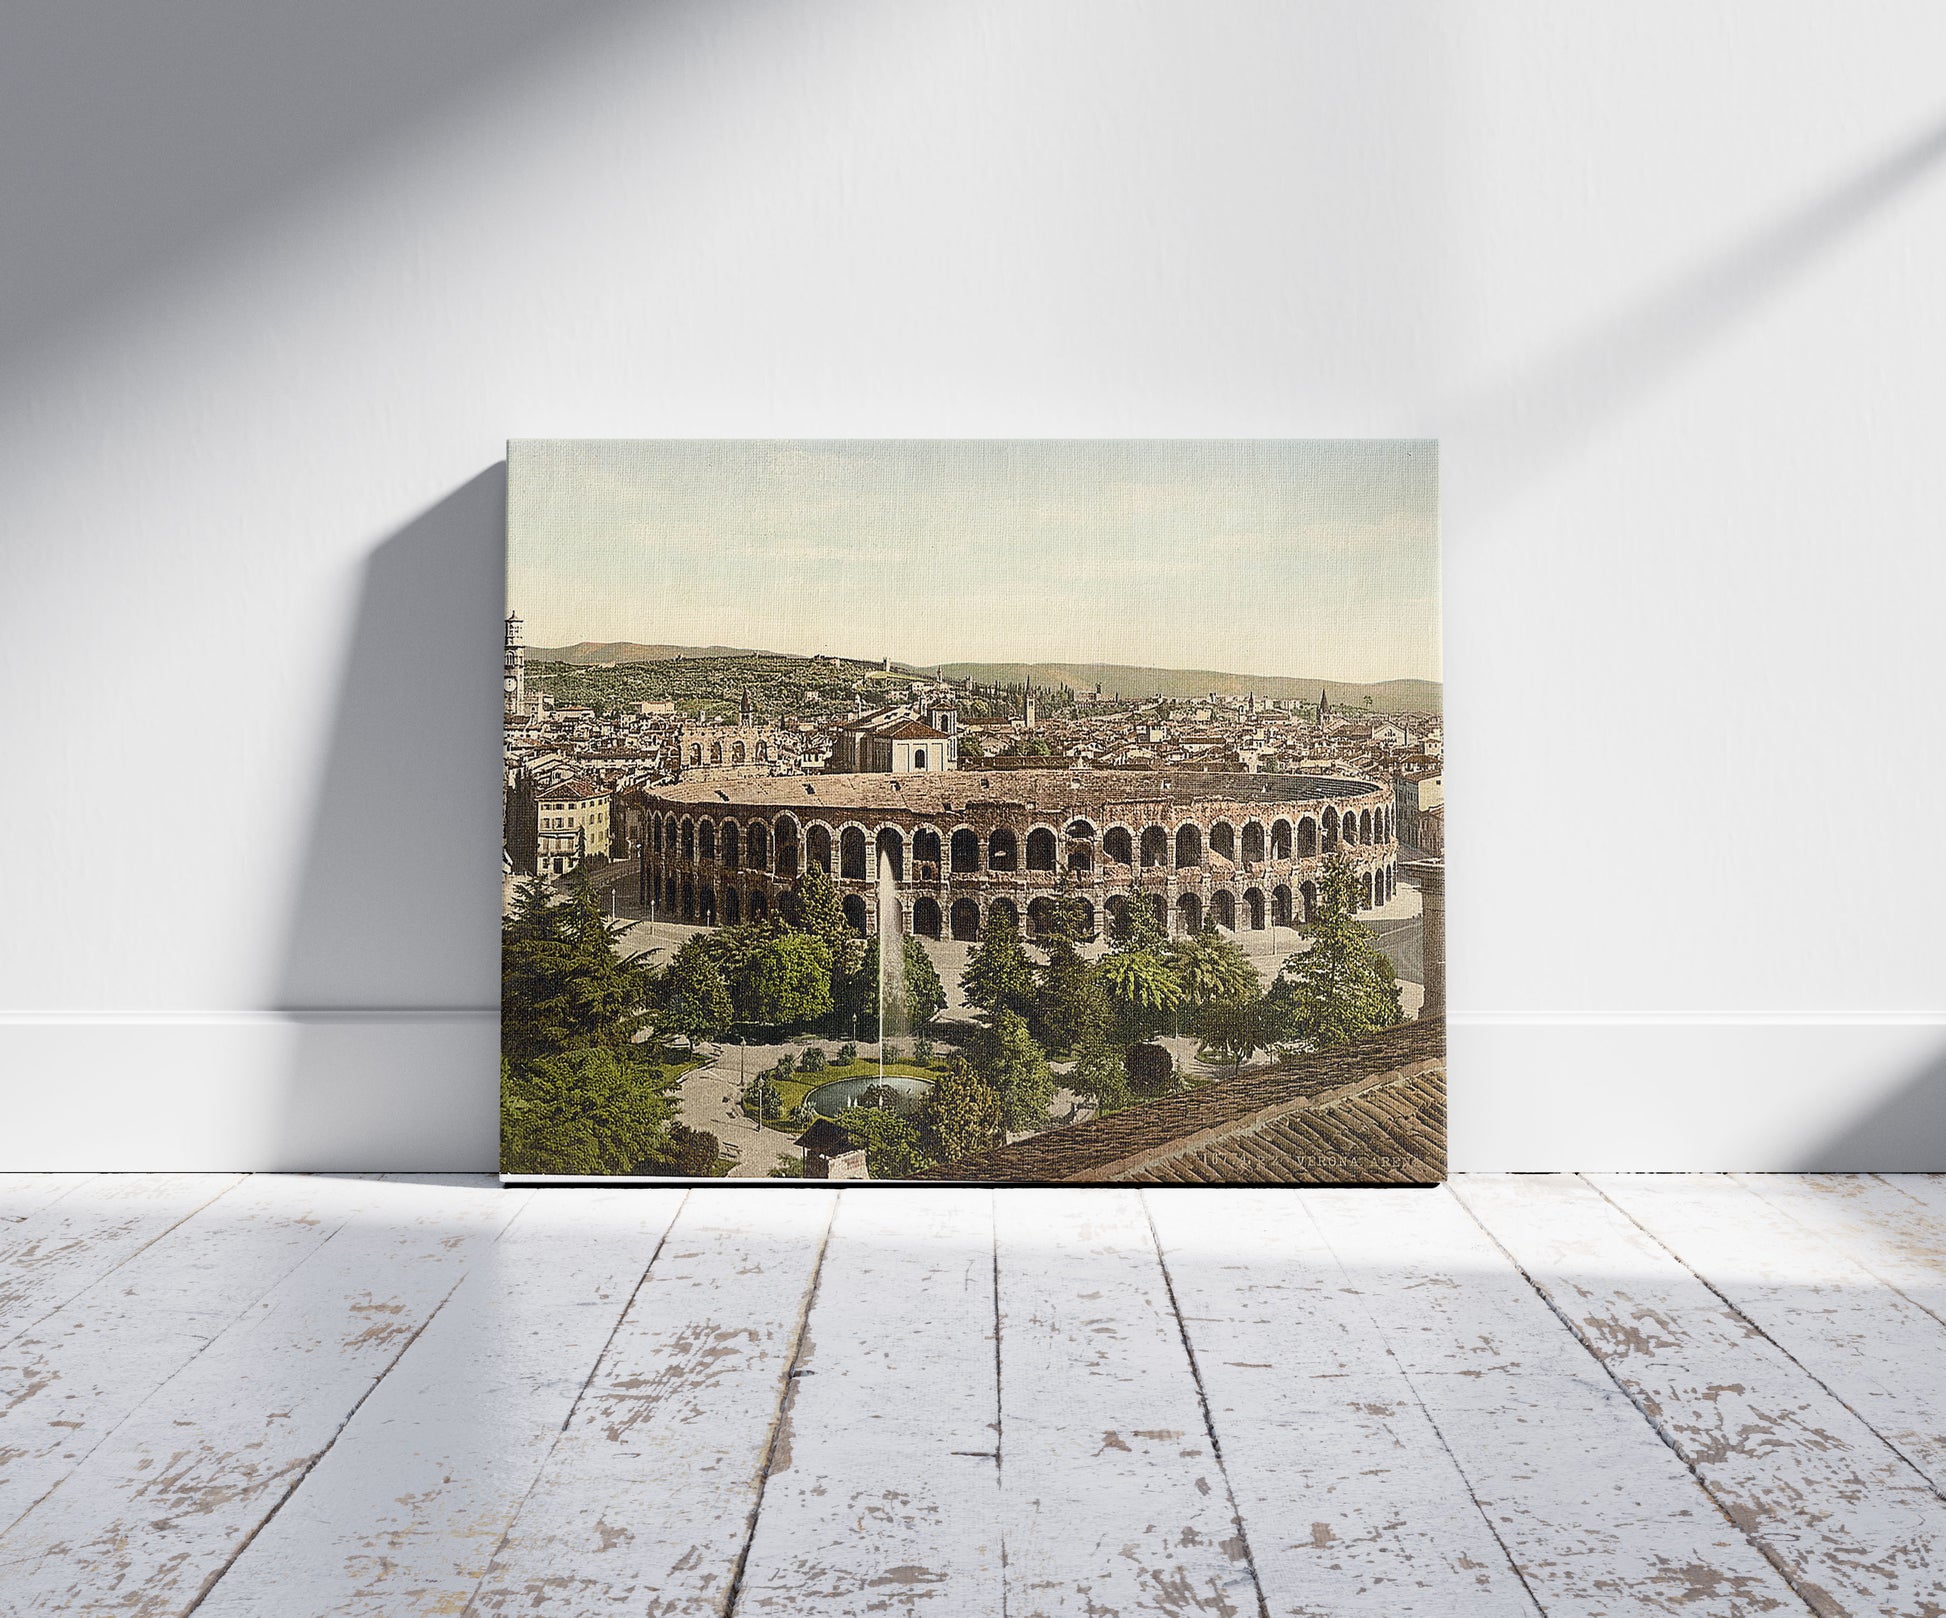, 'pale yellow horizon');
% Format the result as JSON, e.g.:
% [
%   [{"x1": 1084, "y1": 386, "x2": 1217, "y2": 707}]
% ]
[{"x1": 508, "y1": 439, "x2": 1440, "y2": 686}]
